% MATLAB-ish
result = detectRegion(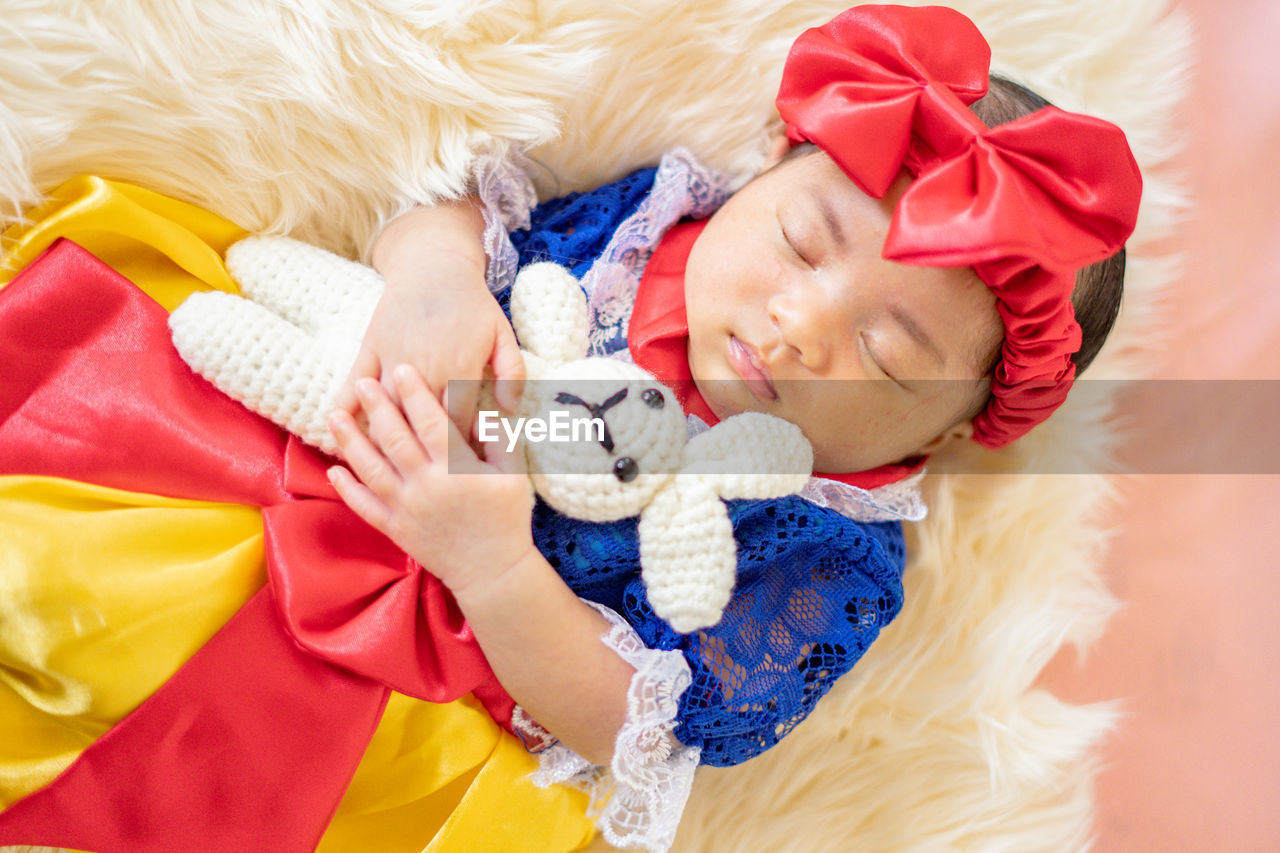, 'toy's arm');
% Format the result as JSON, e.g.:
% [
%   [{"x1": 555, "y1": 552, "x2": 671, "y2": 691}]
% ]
[
  {"x1": 639, "y1": 479, "x2": 737, "y2": 633},
  {"x1": 637, "y1": 413, "x2": 815, "y2": 633},
  {"x1": 682, "y1": 411, "x2": 813, "y2": 498}
]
